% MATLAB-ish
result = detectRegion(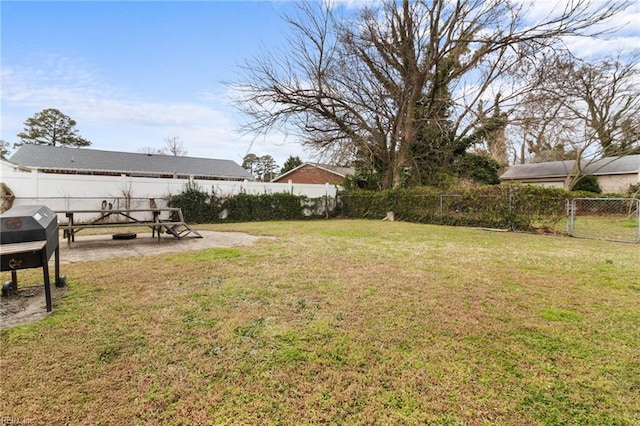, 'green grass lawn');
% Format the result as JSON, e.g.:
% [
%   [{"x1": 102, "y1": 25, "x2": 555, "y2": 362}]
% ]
[
  {"x1": 1, "y1": 220, "x2": 639, "y2": 425},
  {"x1": 571, "y1": 214, "x2": 639, "y2": 242}
]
